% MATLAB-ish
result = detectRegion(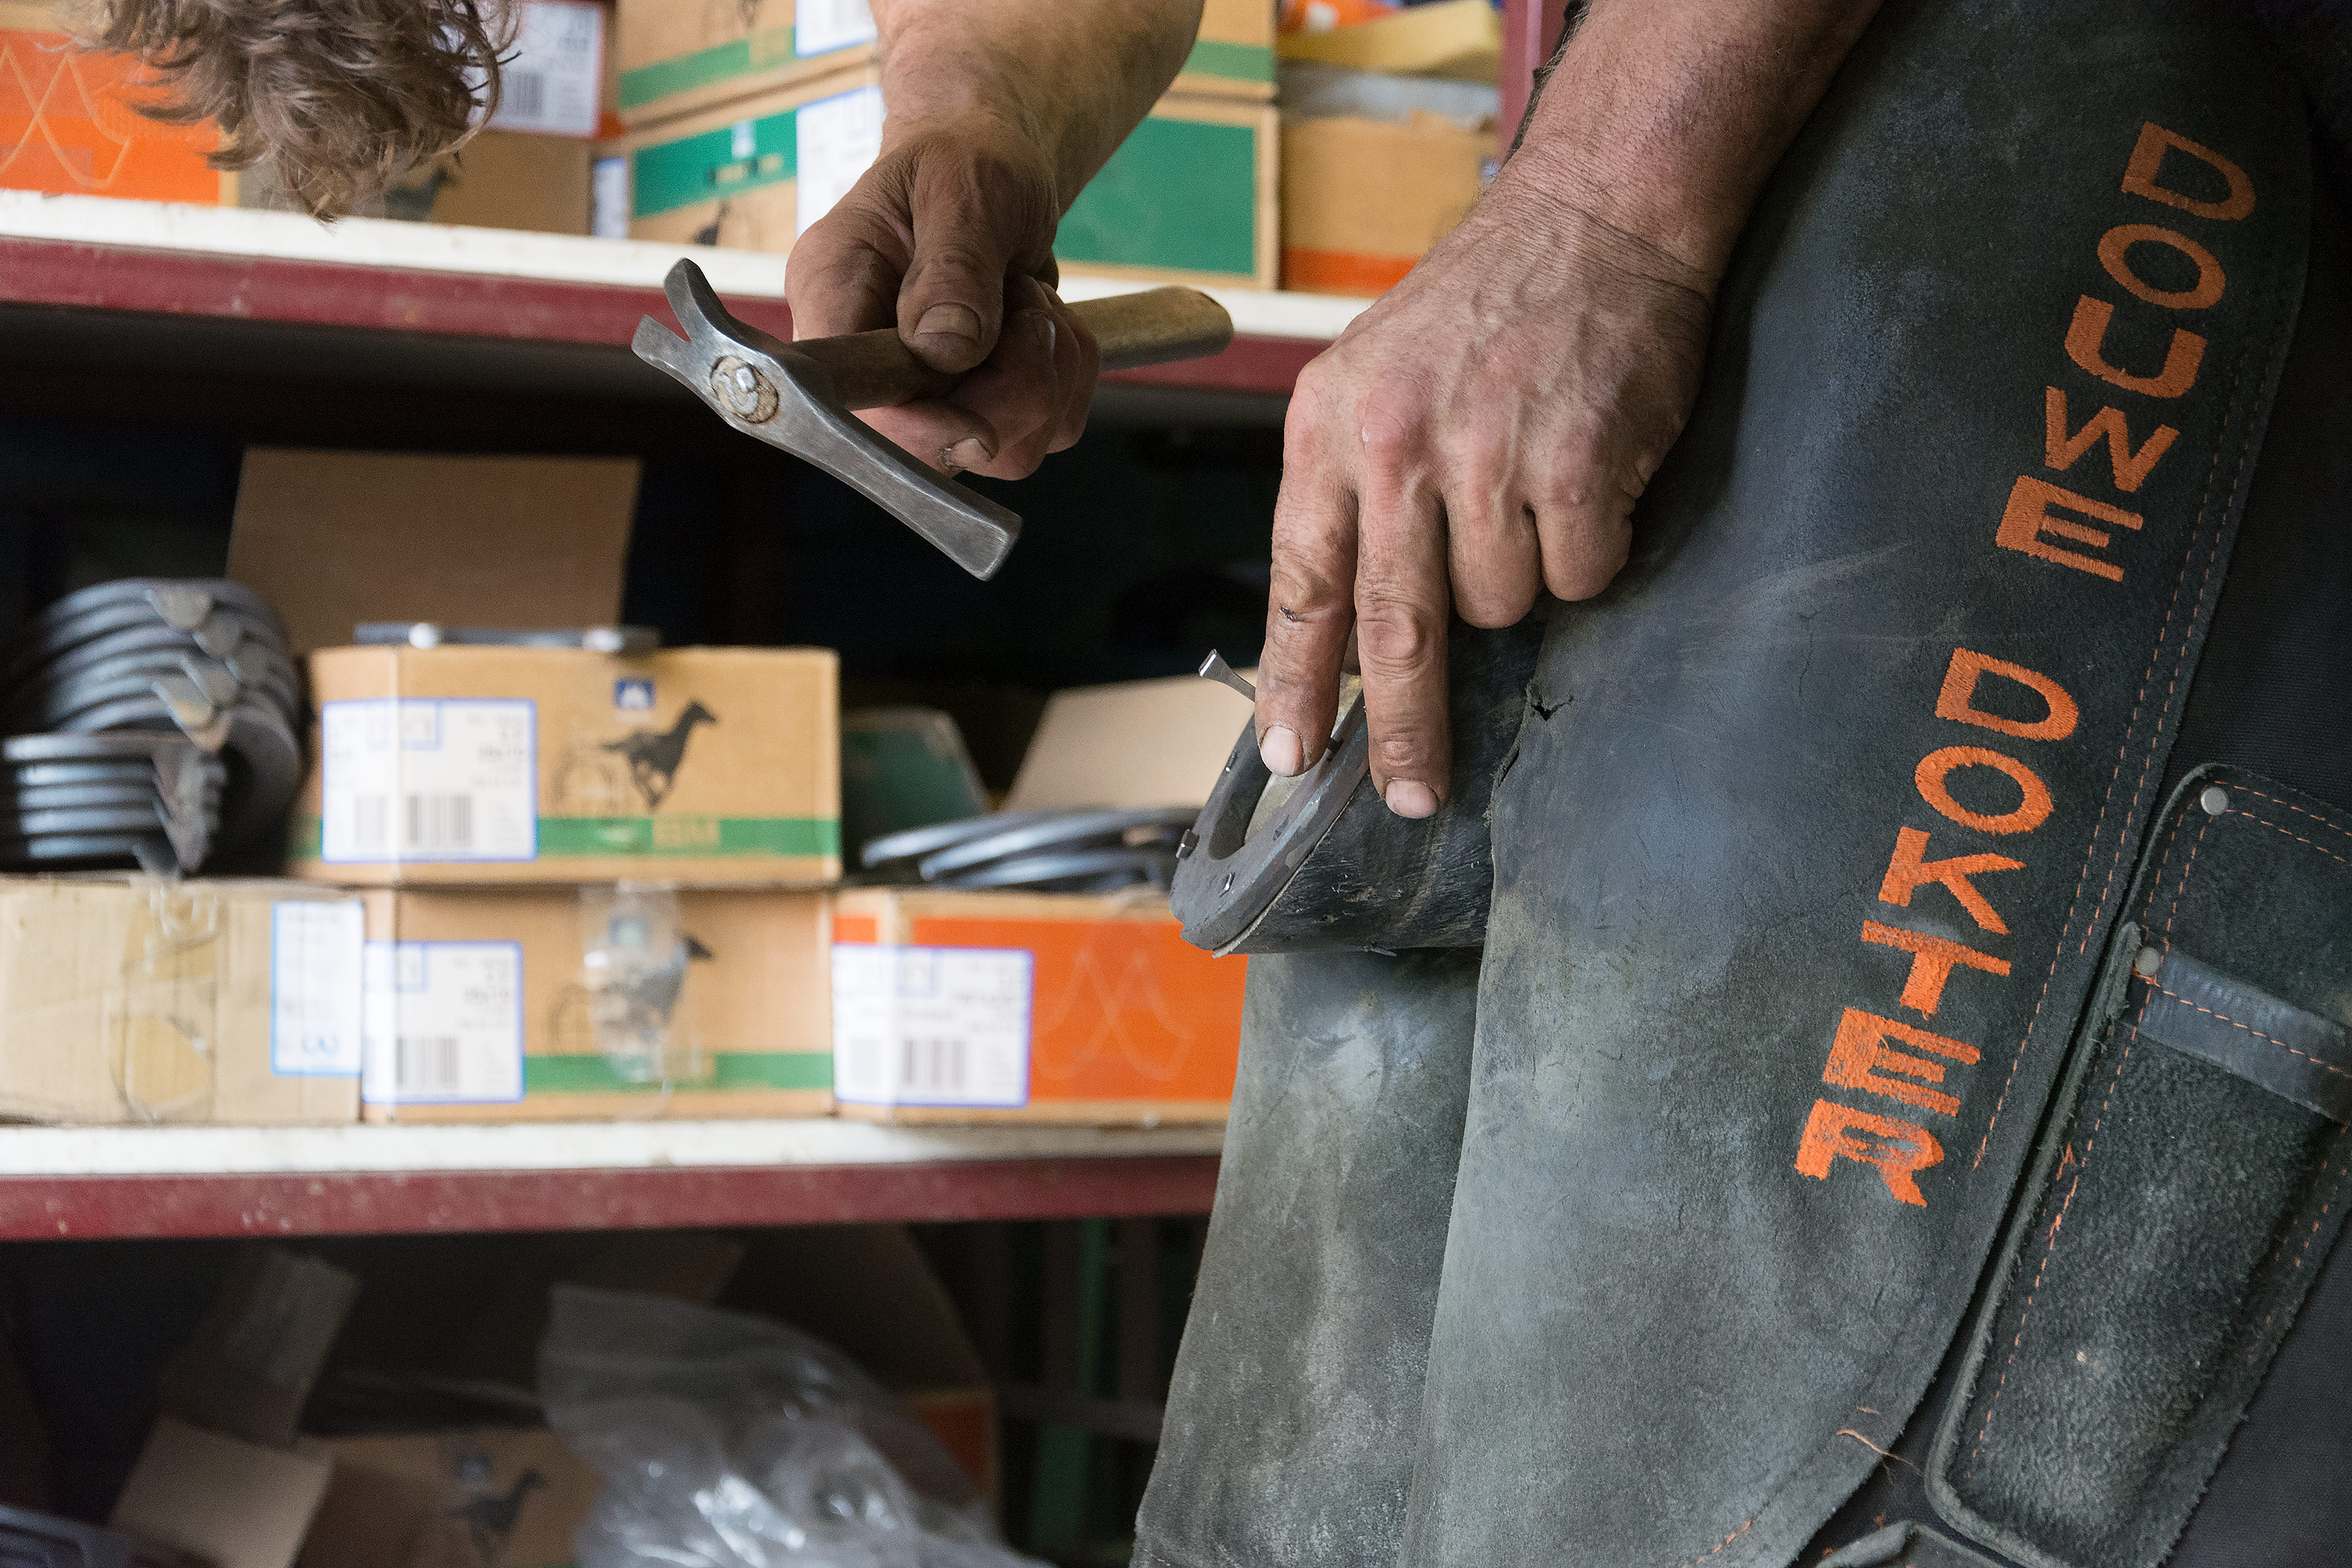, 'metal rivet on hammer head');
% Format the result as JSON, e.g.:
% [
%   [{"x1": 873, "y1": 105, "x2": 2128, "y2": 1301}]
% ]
[
  {"x1": 710, "y1": 355, "x2": 780, "y2": 422},
  {"x1": 2200, "y1": 785, "x2": 2230, "y2": 816},
  {"x1": 2133, "y1": 946, "x2": 2163, "y2": 979}
]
